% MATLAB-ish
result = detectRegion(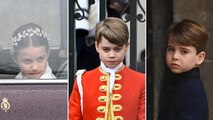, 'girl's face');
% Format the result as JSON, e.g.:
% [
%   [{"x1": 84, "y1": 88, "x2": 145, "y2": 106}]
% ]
[
  {"x1": 95, "y1": 36, "x2": 129, "y2": 69},
  {"x1": 14, "y1": 46, "x2": 49, "y2": 79},
  {"x1": 166, "y1": 41, "x2": 205, "y2": 73}
]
